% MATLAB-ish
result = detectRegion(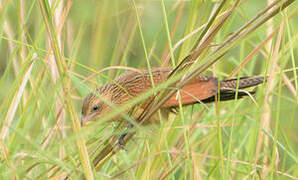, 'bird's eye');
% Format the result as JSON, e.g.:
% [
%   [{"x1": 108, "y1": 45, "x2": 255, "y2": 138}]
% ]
[{"x1": 92, "y1": 104, "x2": 100, "y2": 111}]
